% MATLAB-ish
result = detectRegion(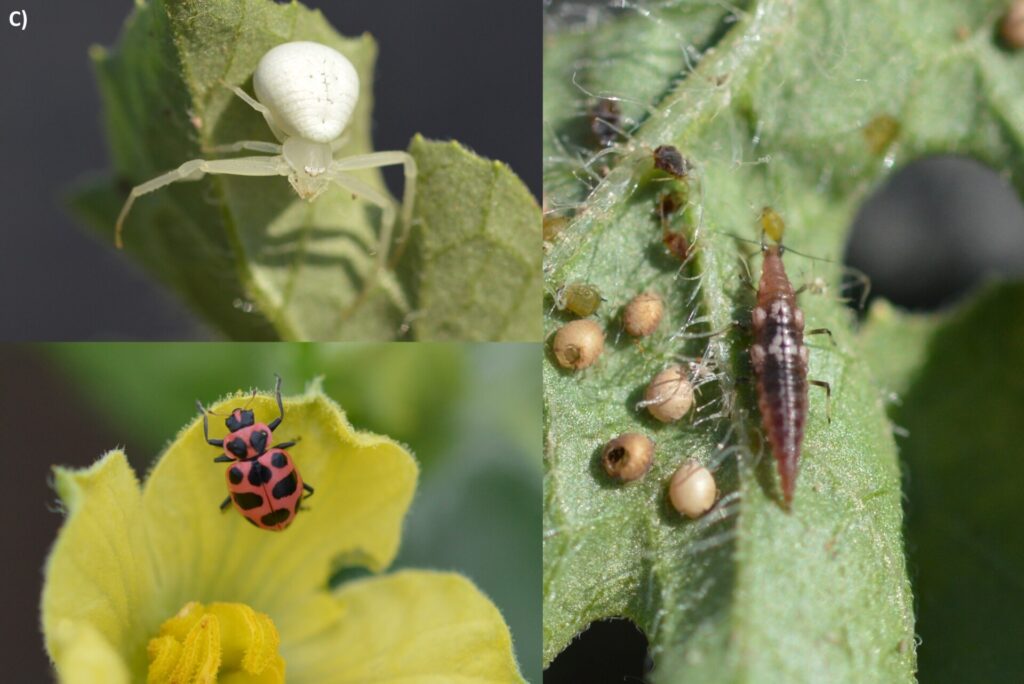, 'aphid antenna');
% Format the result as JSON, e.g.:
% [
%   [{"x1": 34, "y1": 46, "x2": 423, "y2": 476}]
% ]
[{"x1": 569, "y1": 72, "x2": 655, "y2": 120}]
